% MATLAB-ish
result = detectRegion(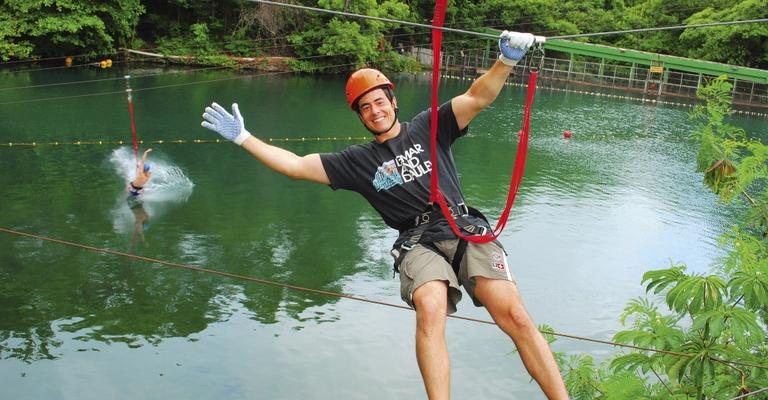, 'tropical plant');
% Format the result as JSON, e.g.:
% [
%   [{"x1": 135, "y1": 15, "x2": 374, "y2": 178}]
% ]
[{"x1": 555, "y1": 76, "x2": 768, "y2": 399}]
